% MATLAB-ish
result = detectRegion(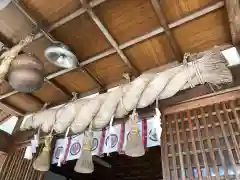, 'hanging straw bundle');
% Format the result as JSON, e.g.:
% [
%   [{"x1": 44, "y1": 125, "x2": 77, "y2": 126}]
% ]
[
  {"x1": 33, "y1": 135, "x2": 53, "y2": 172},
  {"x1": 125, "y1": 109, "x2": 145, "y2": 157},
  {"x1": 33, "y1": 104, "x2": 59, "y2": 172},
  {"x1": 74, "y1": 122, "x2": 94, "y2": 174}
]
